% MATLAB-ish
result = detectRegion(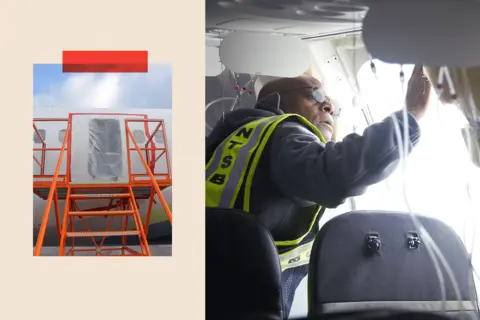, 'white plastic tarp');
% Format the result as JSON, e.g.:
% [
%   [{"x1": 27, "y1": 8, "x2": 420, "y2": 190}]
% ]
[{"x1": 70, "y1": 114, "x2": 146, "y2": 184}]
